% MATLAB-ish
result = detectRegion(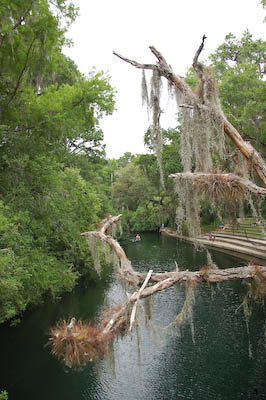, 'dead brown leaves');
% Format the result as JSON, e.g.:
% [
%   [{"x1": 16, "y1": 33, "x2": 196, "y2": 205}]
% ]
[
  {"x1": 48, "y1": 319, "x2": 113, "y2": 367},
  {"x1": 194, "y1": 174, "x2": 246, "y2": 203}
]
